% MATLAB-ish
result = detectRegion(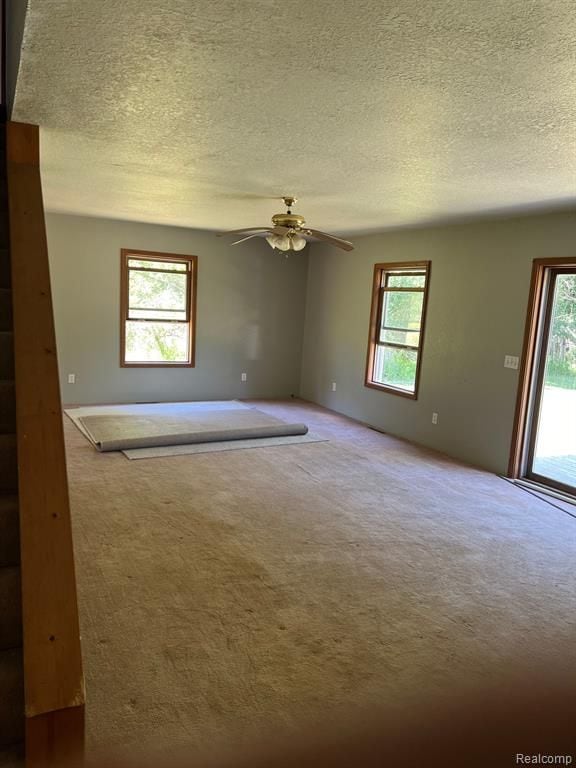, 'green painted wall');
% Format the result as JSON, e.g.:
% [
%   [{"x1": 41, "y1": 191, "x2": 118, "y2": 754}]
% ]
[
  {"x1": 46, "y1": 213, "x2": 308, "y2": 405},
  {"x1": 47, "y1": 207, "x2": 576, "y2": 475},
  {"x1": 300, "y1": 210, "x2": 576, "y2": 474}
]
